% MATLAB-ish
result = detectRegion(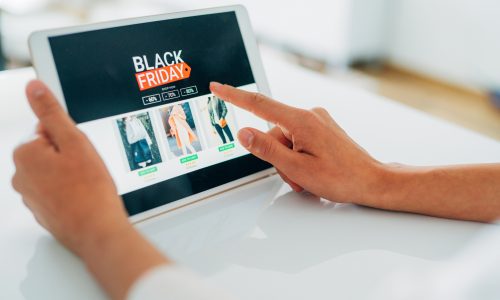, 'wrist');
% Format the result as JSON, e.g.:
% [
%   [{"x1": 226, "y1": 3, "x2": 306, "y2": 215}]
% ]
[
  {"x1": 77, "y1": 201, "x2": 132, "y2": 260},
  {"x1": 80, "y1": 219, "x2": 132, "y2": 261},
  {"x1": 79, "y1": 217, "x2": 169, "y2": 300},
  {"x1": 369, "y1": 162, "x2": 431, "y2": 212},
  {"x1": 358, "y1": 162, "x2": 411, "y2": 209}
]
